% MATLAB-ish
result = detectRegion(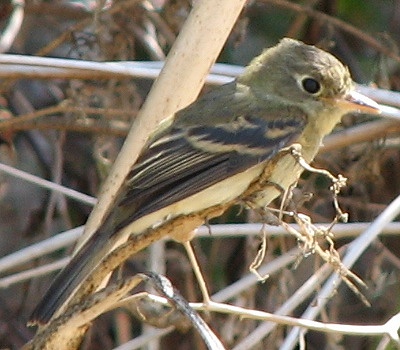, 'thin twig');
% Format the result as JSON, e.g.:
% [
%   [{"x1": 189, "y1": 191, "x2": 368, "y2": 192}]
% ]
[
  {"x1": 0, "y1": 0, "x2": 24, "y2": 53},
  {"x1": 282, "y1": 192, "x2": 400, "y2": 348},
  {"x1": 0, "y1": 104, "x2": 133, "y2": 138},
  {"x1": 263, "y1": 0, "x2": 400, "y2": 63},
  {"x1": 0, "y1": 162, "x2": 96, "y2": 205}
]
